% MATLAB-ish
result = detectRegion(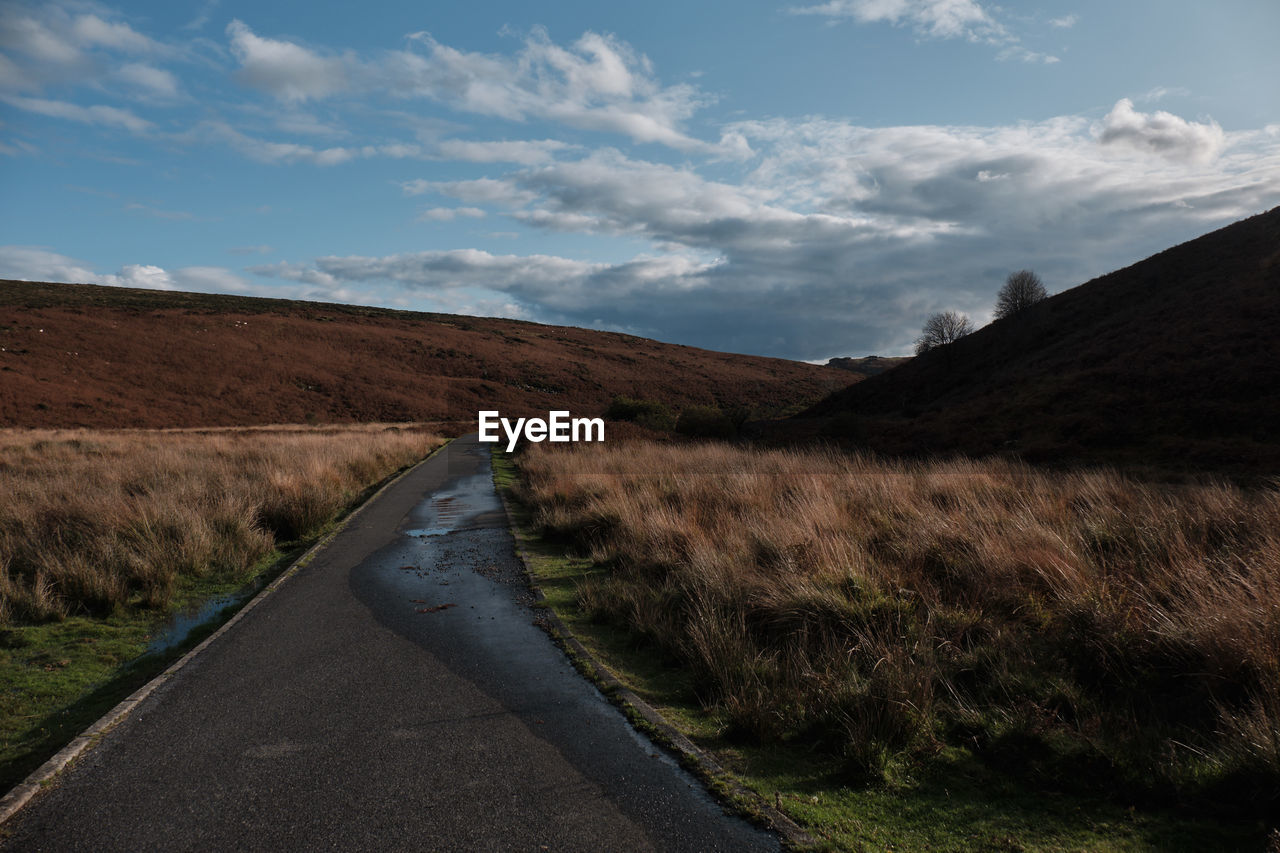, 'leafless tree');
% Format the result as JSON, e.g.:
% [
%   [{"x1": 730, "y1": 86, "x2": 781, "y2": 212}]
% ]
[
  {"x1": 994, "y1": 269, "x2": 1047, "y2": 320},
  {"x1": 915, "y1": 311, "x2": 974, "y2": 355}
]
